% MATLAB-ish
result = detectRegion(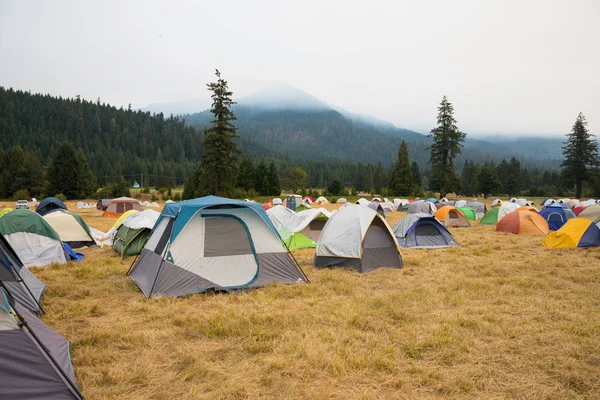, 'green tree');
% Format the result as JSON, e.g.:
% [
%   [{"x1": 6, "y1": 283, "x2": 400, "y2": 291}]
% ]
[
  {"x1": 561, "y1": 113, "x2": 599, "y2": 198},
  {"x1": 201, "y1": 69, "x2": 240, "y2": 195},
  {"x1": 389, "y1": 141, "x2": 413, "y2": 196},
  {"x1": 427, "y1": 96, "x2": 466, "y2": 197},
  {"x1": 282, "y1": 167, "x2": 308, "y2": 194},
  {"x1": 267, "y1": 161, "x2": 281, "y2": 196},
  {"x1": 411, "y1": 161, "x2": 421, "y2": 187},
  {"x1": 254, "y1": 160, "x2": 269, "y2": 195},
  {"x1": 182, "y1": 166, "x2": 201, "y2": 200},
  {"x1": 504, "y1": 156, "x2": 521, "y2": 196},
  {"x1": 327, "y1": 179, "x2": 343, "y2": 196},
  {"x1": 47, "y1": 141, "x2": 97, "y2": 199},
  {"x1": 478, "y1": 163, "x2": 501, "y2": 198},
  {"x1": 236, "y1": 155, "x2": 256, "y2": 191},
  {"x1": 0, "y1": 147, "x2": 45, "y2": 198}
]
